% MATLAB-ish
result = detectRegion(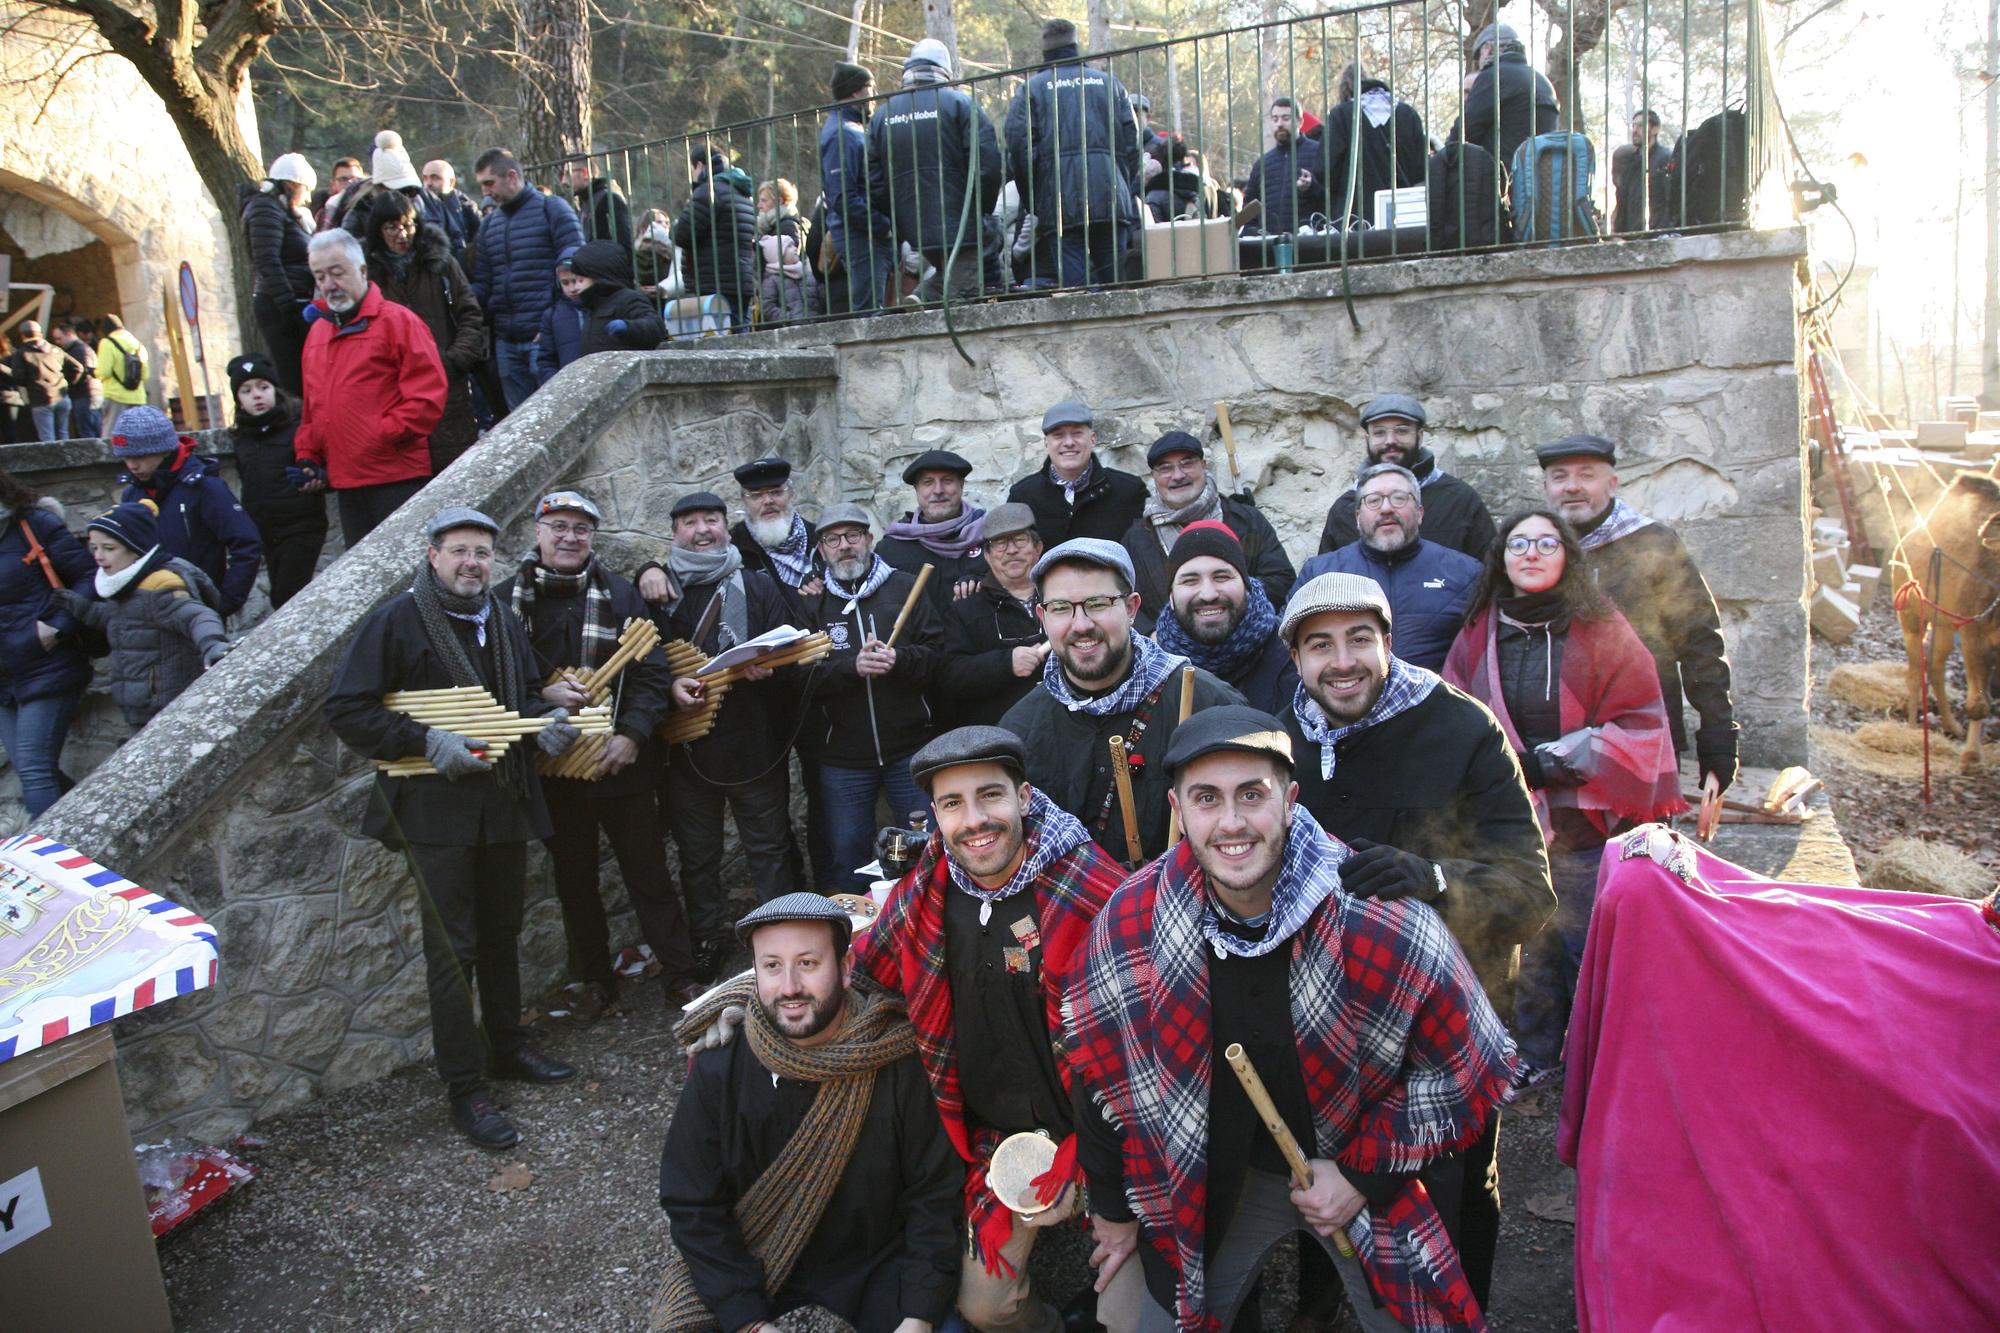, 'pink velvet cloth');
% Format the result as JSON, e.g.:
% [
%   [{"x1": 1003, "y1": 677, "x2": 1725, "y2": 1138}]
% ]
[{"x1": 1557, "y1": 827, "x2": 2000, "y2": 1330}]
